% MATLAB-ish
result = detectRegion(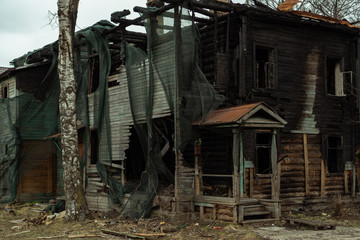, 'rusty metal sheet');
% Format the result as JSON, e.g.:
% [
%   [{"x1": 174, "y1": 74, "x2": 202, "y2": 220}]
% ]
[
  {"x1": 193, "y1": 102, "x2": 261, "y2": 126},
  {"x1": 290, "y1": 11, "x2": 360, "y2": 28},
  {"x1": 277, "y1": 0, "x2": 301, "y2": 12}
]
